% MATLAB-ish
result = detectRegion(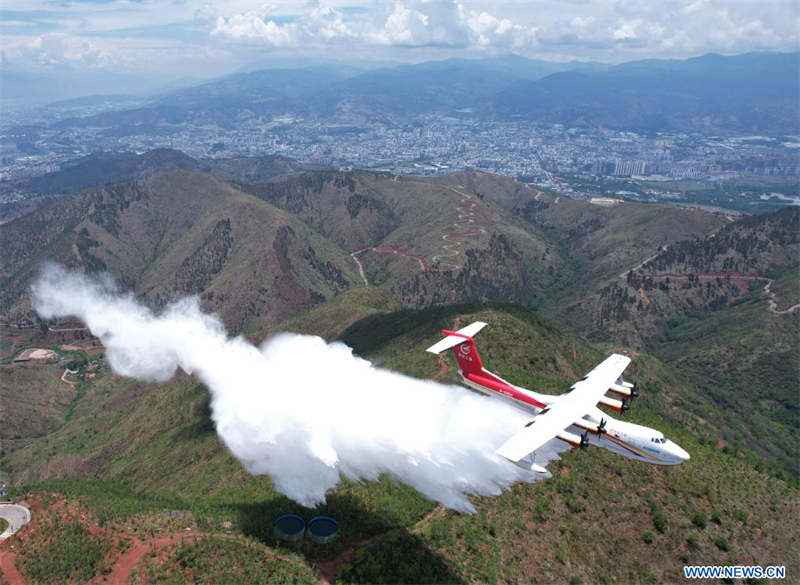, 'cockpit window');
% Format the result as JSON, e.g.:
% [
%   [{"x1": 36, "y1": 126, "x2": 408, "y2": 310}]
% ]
[
  {"x1": 660, "y1": 438, "x2": 667, "y2": 443},
  {"x1": 652, "y1": 437, "x2": 667, "y2": 443}
]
